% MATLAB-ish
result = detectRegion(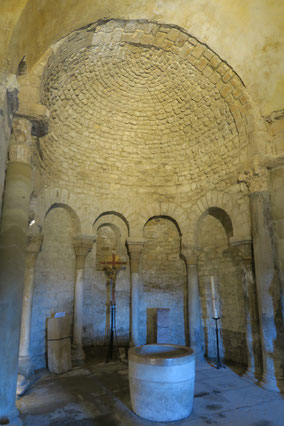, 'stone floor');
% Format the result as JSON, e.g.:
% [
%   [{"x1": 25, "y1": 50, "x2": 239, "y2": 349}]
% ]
[{"x1": 17, "y1": 352, "x2": 284, "y2": 426}]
